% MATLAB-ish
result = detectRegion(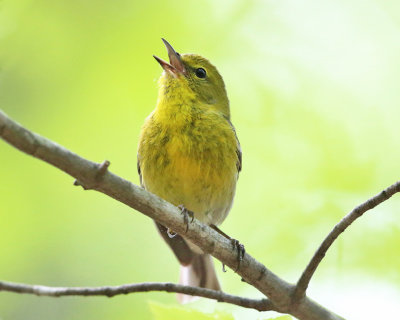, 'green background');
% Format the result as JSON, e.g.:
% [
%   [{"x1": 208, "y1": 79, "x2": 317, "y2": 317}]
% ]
[{"x1": 1, "y1": 0, "x2": 400, "y2": 319}]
